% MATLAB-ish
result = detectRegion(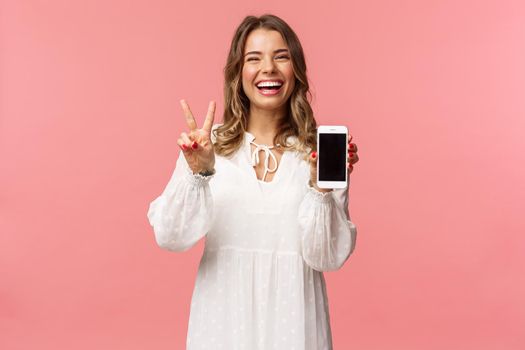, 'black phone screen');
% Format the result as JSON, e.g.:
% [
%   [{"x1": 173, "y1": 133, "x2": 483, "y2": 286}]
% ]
[{"x1": 319, "y1": 133, "x2": 347, "y2": 181}]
